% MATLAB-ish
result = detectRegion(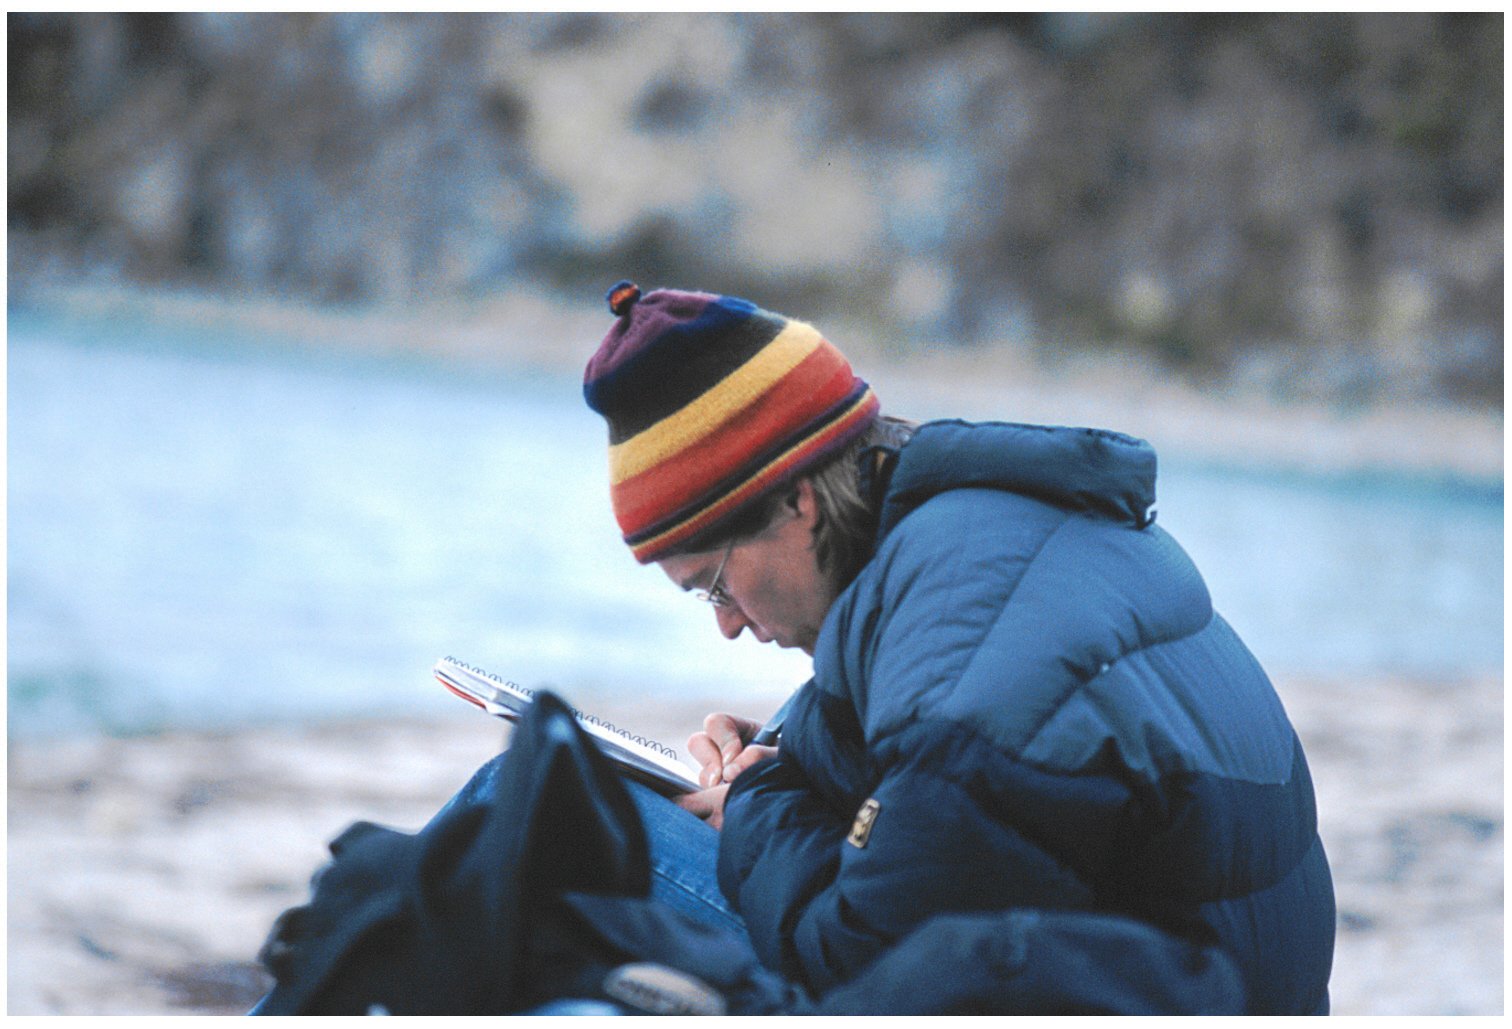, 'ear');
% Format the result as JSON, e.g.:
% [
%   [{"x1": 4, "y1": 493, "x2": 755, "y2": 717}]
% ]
[{"x1": 787, "y1": 477, "x2": 820, "y2": 528}]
